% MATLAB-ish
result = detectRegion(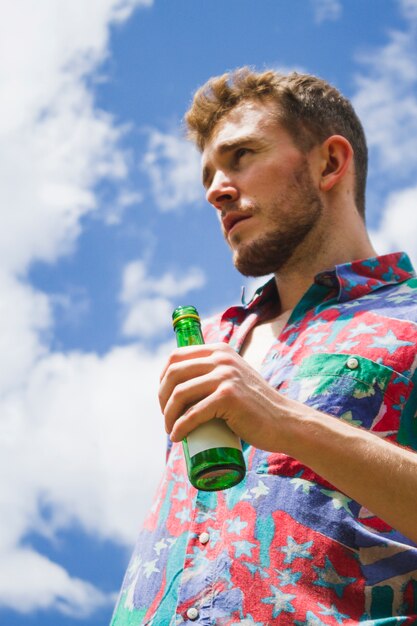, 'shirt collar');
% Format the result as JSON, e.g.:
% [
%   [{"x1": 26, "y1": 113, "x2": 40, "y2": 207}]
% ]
[
  {"x1": 316, "y1": 251, "x2": 415, "y2": 302},
  {"x1": 242, "y1": 252, "x2": 415, "y2": 309}
]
